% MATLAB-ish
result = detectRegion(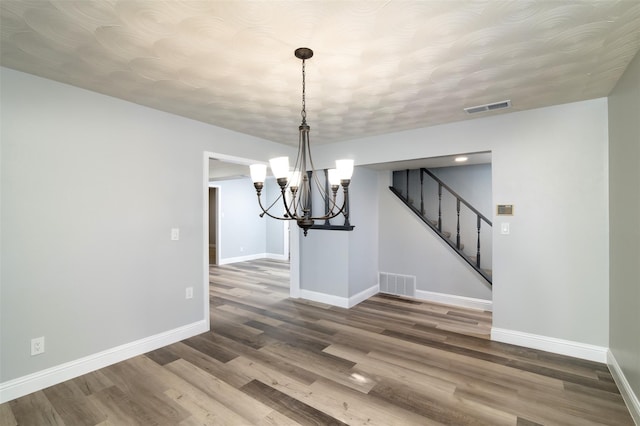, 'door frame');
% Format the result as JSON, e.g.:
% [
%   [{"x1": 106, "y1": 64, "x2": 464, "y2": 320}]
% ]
[
  {"x1": 207, "y1": 185, "x2": 220, "y2": 266},
  {"x1": 202, "y1": 151, "x2": 299, "y2": 302}
]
